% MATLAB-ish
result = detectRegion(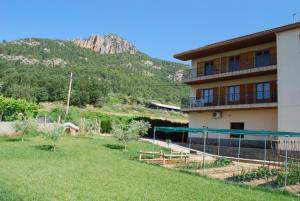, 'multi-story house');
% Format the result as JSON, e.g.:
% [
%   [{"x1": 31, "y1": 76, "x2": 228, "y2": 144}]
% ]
[{"x1": 174, "y1": 22, "x2": 300, "y2": 145}]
